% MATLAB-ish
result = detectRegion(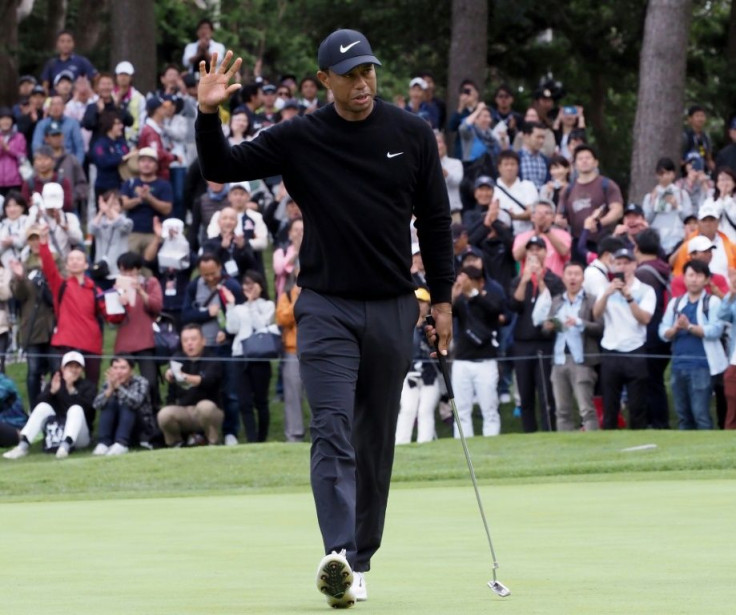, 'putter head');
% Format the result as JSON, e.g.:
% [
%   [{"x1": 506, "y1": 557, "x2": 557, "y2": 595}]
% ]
[{"x1": 488, "y1": 580, "x2": 511, "y2": 597}]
